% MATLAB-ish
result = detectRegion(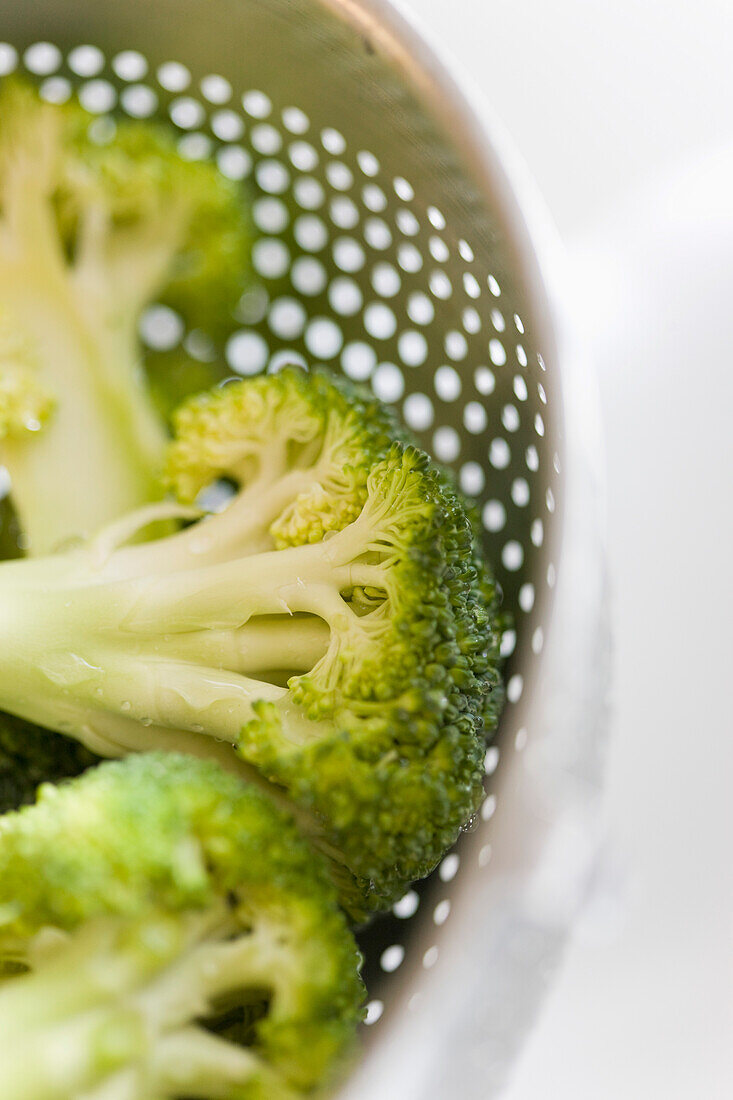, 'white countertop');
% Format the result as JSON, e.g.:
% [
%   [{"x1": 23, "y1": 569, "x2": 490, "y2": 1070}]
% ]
[{"x1": 399, "y1": 1, "x2": 733, "y2": 1096}]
